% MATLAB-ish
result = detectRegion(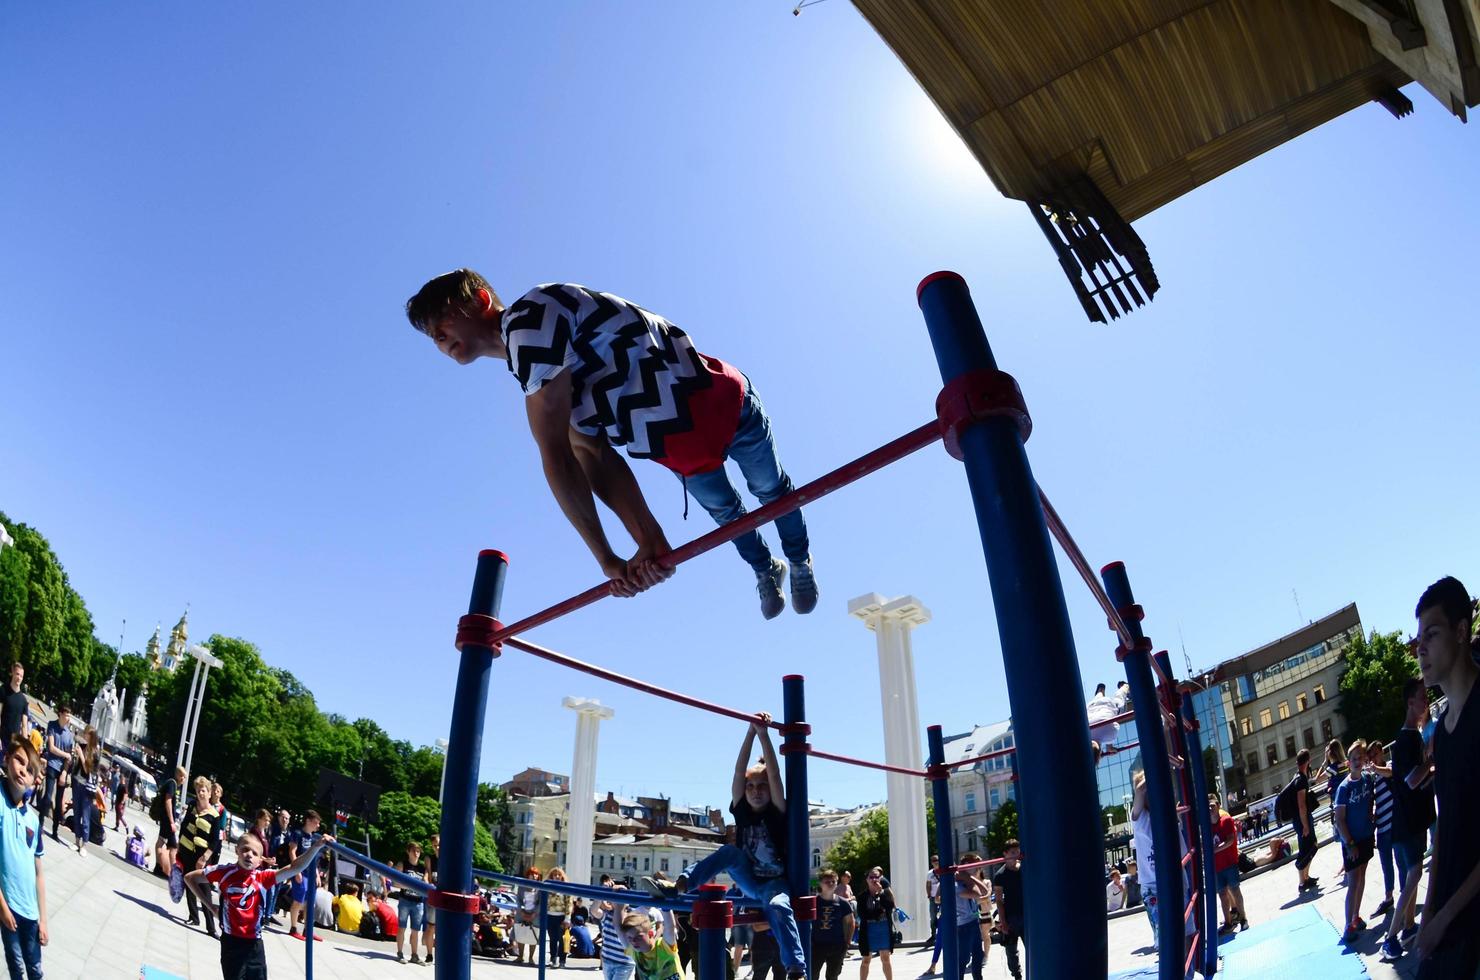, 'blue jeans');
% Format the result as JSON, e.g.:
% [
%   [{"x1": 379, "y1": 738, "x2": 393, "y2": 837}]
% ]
[
  {"x1": 685, "y1": 845, "x2": 805, "y2": 972},
  {"x1": 1, "y1": 914, "x2": 42, "y2": 980},
  {"x1": 956, "y1": 920, "x2": 983, "y2": 980},
  {"x1": 680, "y1": 380, "x2": 810, "y2": 573},
  {"x1": 603, "y1": 963, "x2": 634, "y2": 980},
  {"x1": 1375, "y1": 830, "x2": 1394, "y2": 897},
  {"x1": 1143, "y1": 884, "x2": 1159, "y2": 941},
  {"x1": 71, "y1": 783, "x2": 91, "y2": 848}
]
